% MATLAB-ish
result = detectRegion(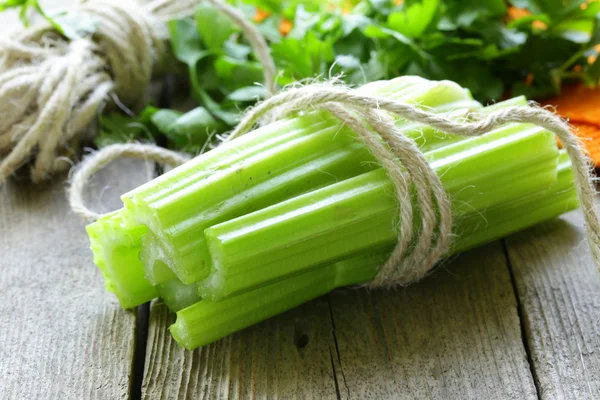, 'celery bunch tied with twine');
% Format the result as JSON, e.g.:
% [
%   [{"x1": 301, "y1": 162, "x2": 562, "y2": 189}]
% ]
[{"x1": 76, "y1": 75, "x2": 600, "y2": 349}]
